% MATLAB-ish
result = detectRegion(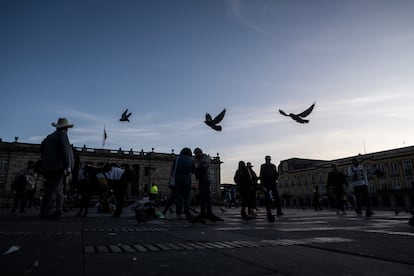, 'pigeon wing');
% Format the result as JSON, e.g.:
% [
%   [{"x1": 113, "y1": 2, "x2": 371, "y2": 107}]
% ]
[
  {"x1": 293, "y1": 116, "x2": 309, "y2": 124},
  {"x1": 205, "y1": 113, "x2": 213, "y2": 122},
  {"x1": 212, "y1": 109, "x2": 226, "y2": 124},
  {"x1": 297, "y1": 103, "x2": 315, "y2": 118},
  {"x1": 279, "y1": 109, "x2": 288, "y2": 116}
]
